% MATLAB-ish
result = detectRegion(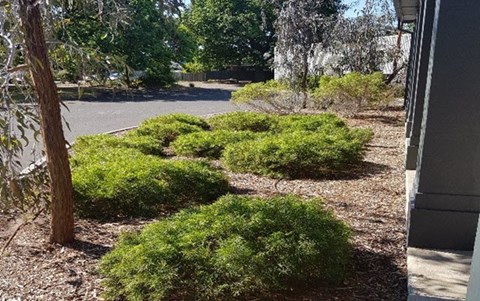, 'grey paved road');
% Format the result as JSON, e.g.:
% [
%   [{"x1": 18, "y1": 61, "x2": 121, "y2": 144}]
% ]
[{"x1": 23, "y1": 82, "x2": 240, "y2": 166}]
